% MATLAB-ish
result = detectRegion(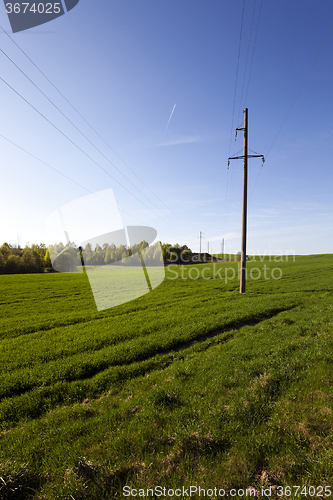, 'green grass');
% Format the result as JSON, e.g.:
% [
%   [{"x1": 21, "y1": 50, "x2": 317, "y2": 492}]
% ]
[{"x1": 0, "y1": 255, "x2": 332, "y2": 498}]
